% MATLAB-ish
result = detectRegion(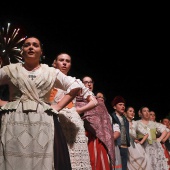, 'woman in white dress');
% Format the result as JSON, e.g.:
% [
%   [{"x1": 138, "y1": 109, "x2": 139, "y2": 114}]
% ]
[
  {"x1": 136, "y1": 106, "x2": 169, "y2": 170},
  {"x1": 51, "y1": 53, "x2": 98, "y2": 170},
  {"x1": 124, "y1": 106, "x2": 150, "y2": 170},
  {"x1": 149, "y1": 111, "x2": 170, "y2": 169},
  {"x1": 0, "y1": 37, "x2": 82, "y2": 170}
]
